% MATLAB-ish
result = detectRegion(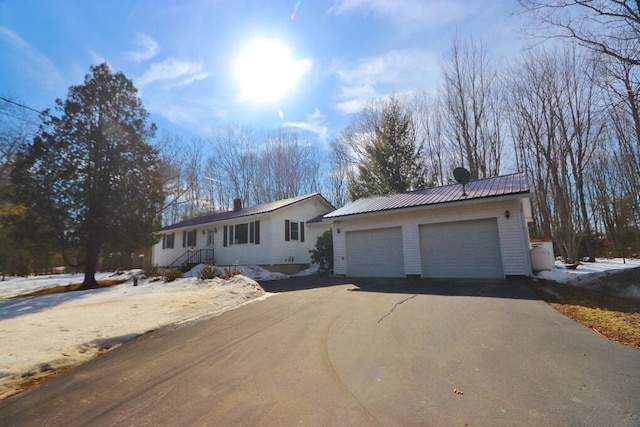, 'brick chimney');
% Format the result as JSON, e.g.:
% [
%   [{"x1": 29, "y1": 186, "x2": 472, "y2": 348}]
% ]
[{"x1": 233, "y1": 198, "x2": 242, "y2": 211}]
